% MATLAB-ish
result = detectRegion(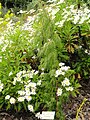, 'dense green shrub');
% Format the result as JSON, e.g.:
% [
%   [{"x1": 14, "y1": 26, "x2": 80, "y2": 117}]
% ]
[
  {"x1": 83, "y1": 0, "x2": 90, "y2": 5},
  {"x1": 0, "y1": 0, "x2": 47, "y2": 14},
  {"x1": 1, "y1": 0, "x2": 32, "y2": 8}
]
